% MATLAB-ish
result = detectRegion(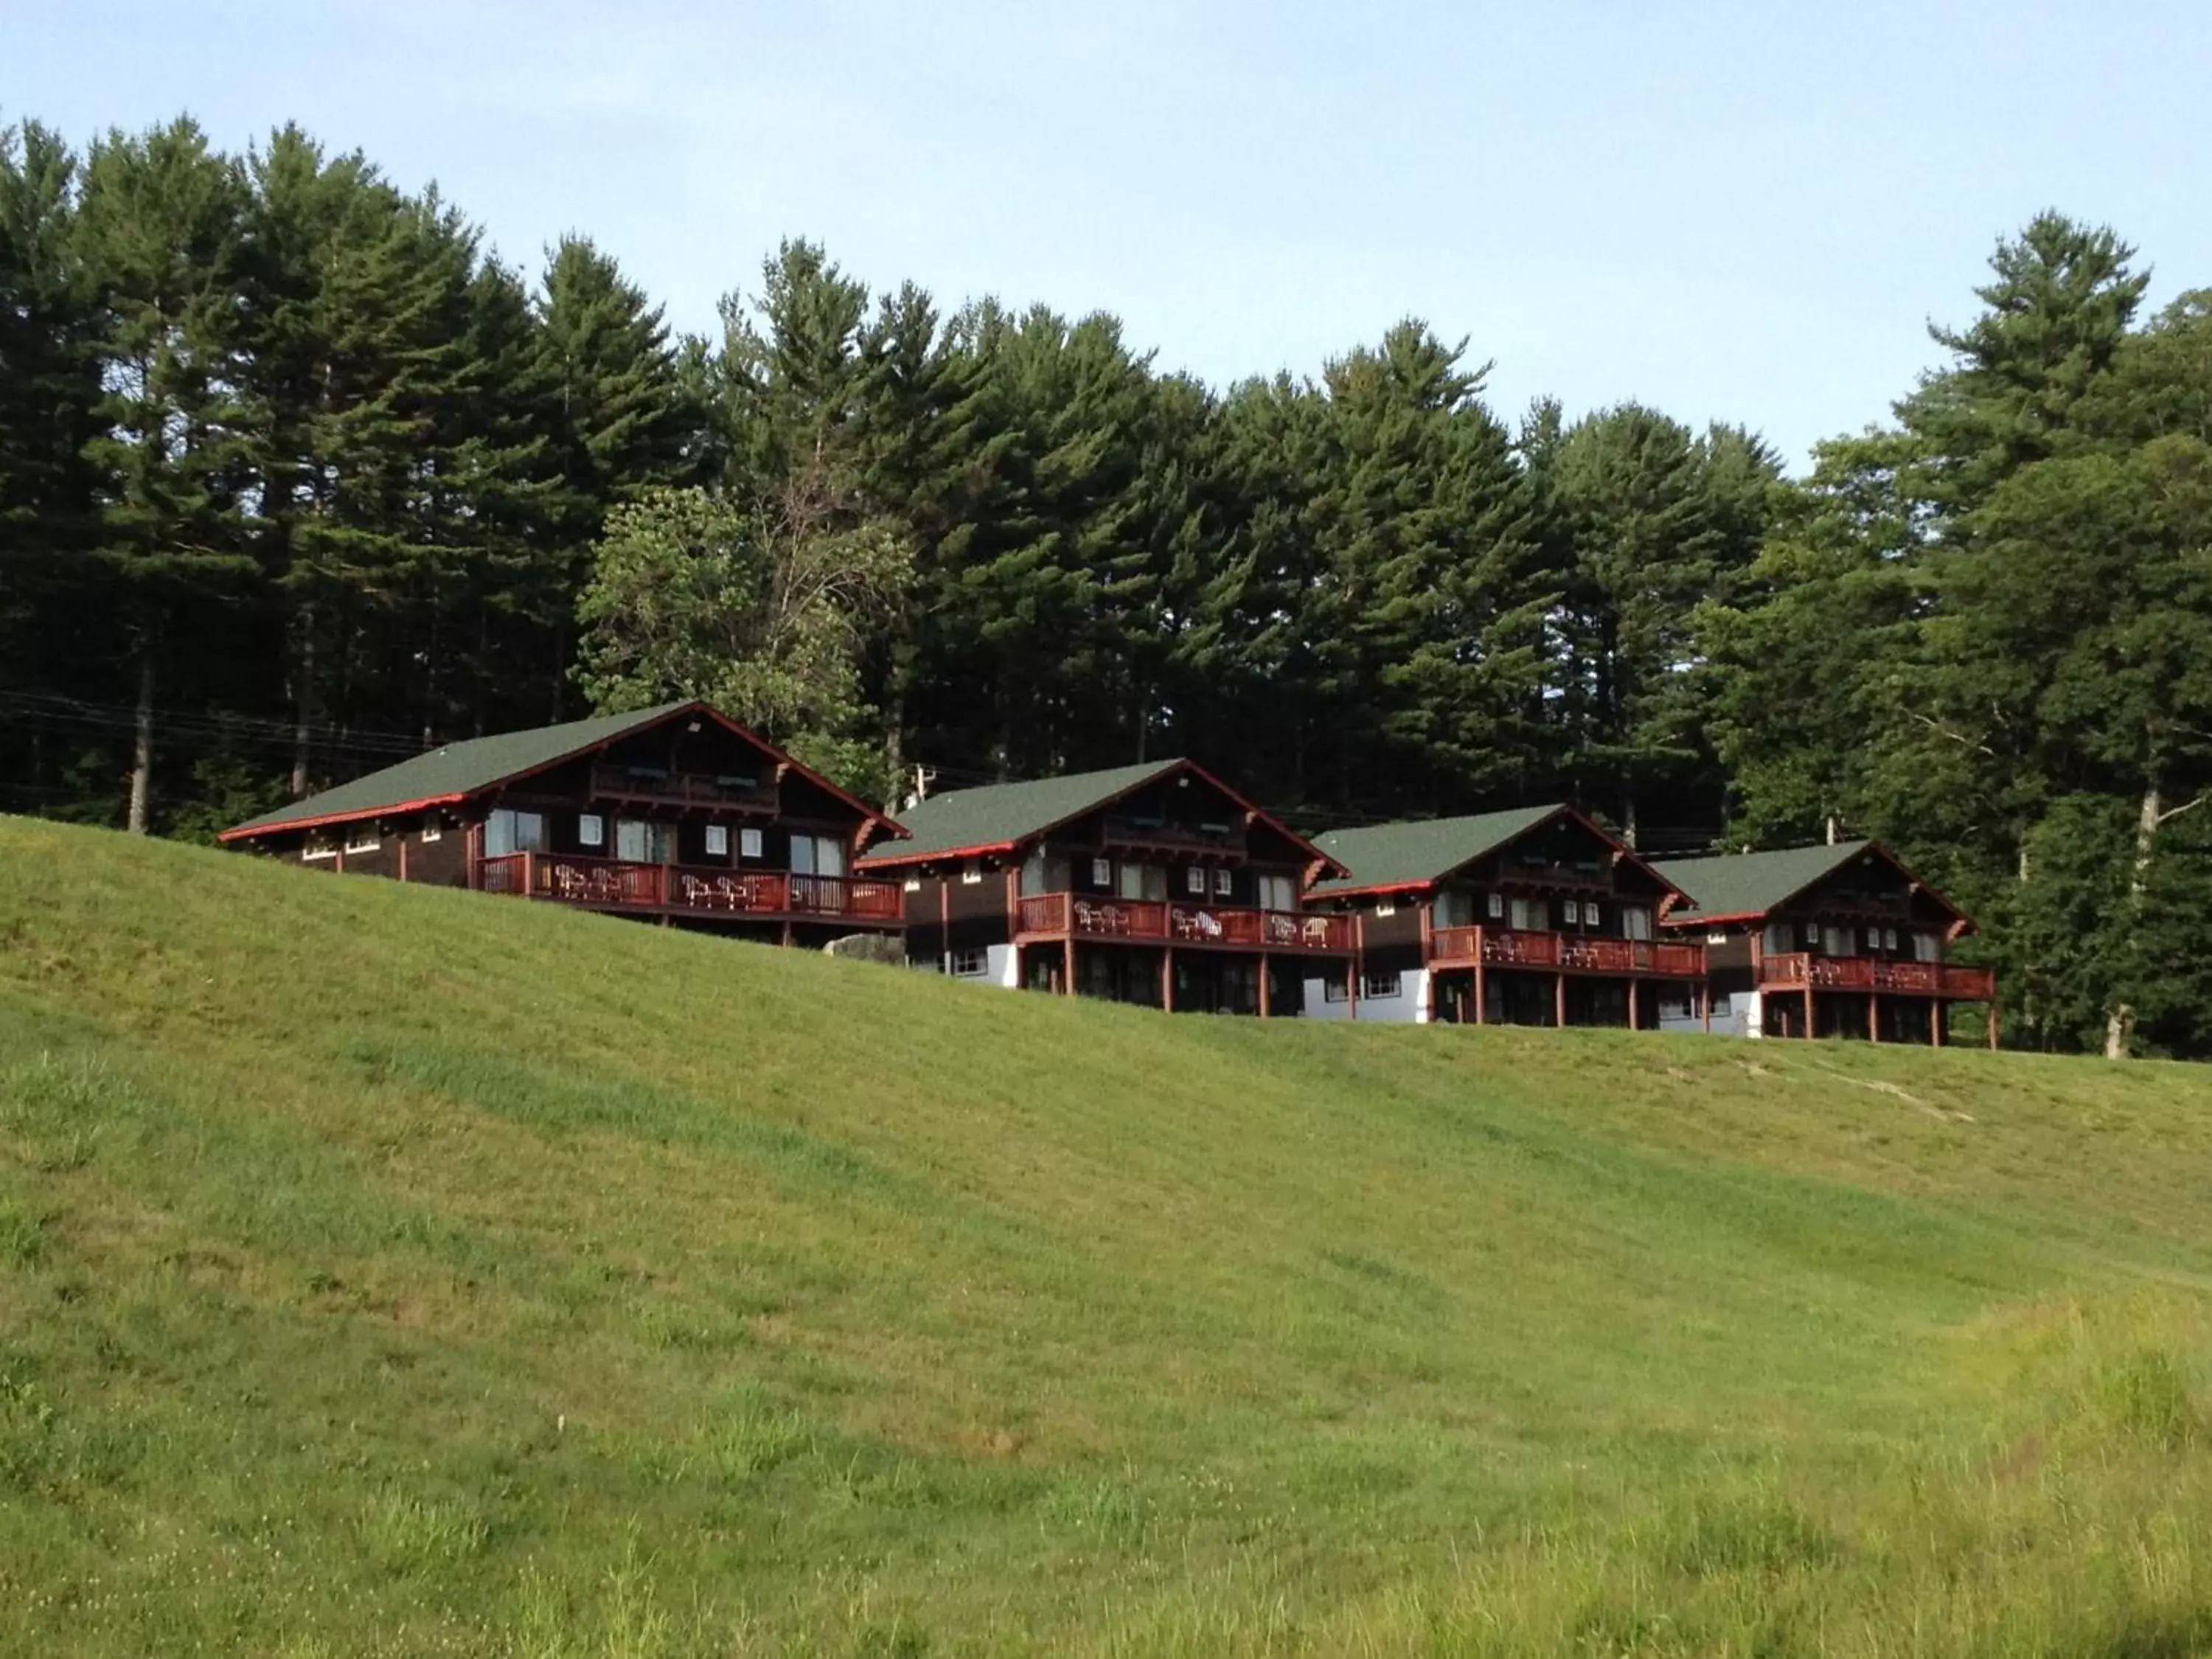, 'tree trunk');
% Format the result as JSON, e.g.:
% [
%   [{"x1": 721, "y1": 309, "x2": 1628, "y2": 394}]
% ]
[
  {"x1": 291, "y1": 608, "x2": 316, "y2": 799},
  {"x1": 1825, "y1": 813, "x2": 1840, "y2": 846},
  {"x1": 2104, "y1": 782, "x2": 2161, "y2": 1061},
  {"x1": 126, "y1": 648, "x2": 156, "y2": 836}
]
